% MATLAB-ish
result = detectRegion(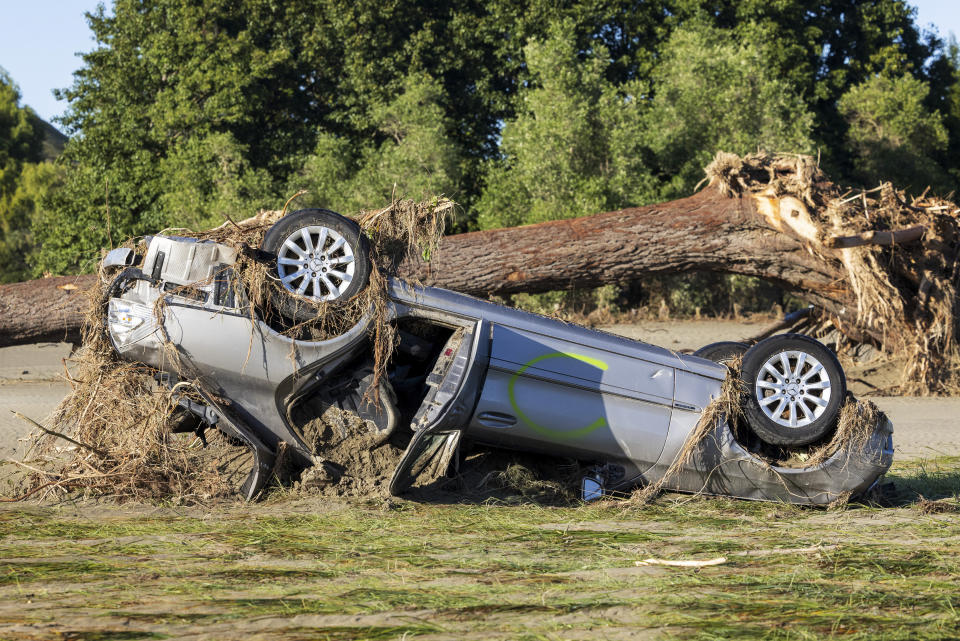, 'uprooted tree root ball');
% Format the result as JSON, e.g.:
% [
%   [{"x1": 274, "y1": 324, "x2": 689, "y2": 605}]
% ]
[
  {"x1": 705, "y1": 151, "x2": 960, "y2": 393},
  {"x1": 8, "y1": 199, "x2": 453, "y2": 503}
]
